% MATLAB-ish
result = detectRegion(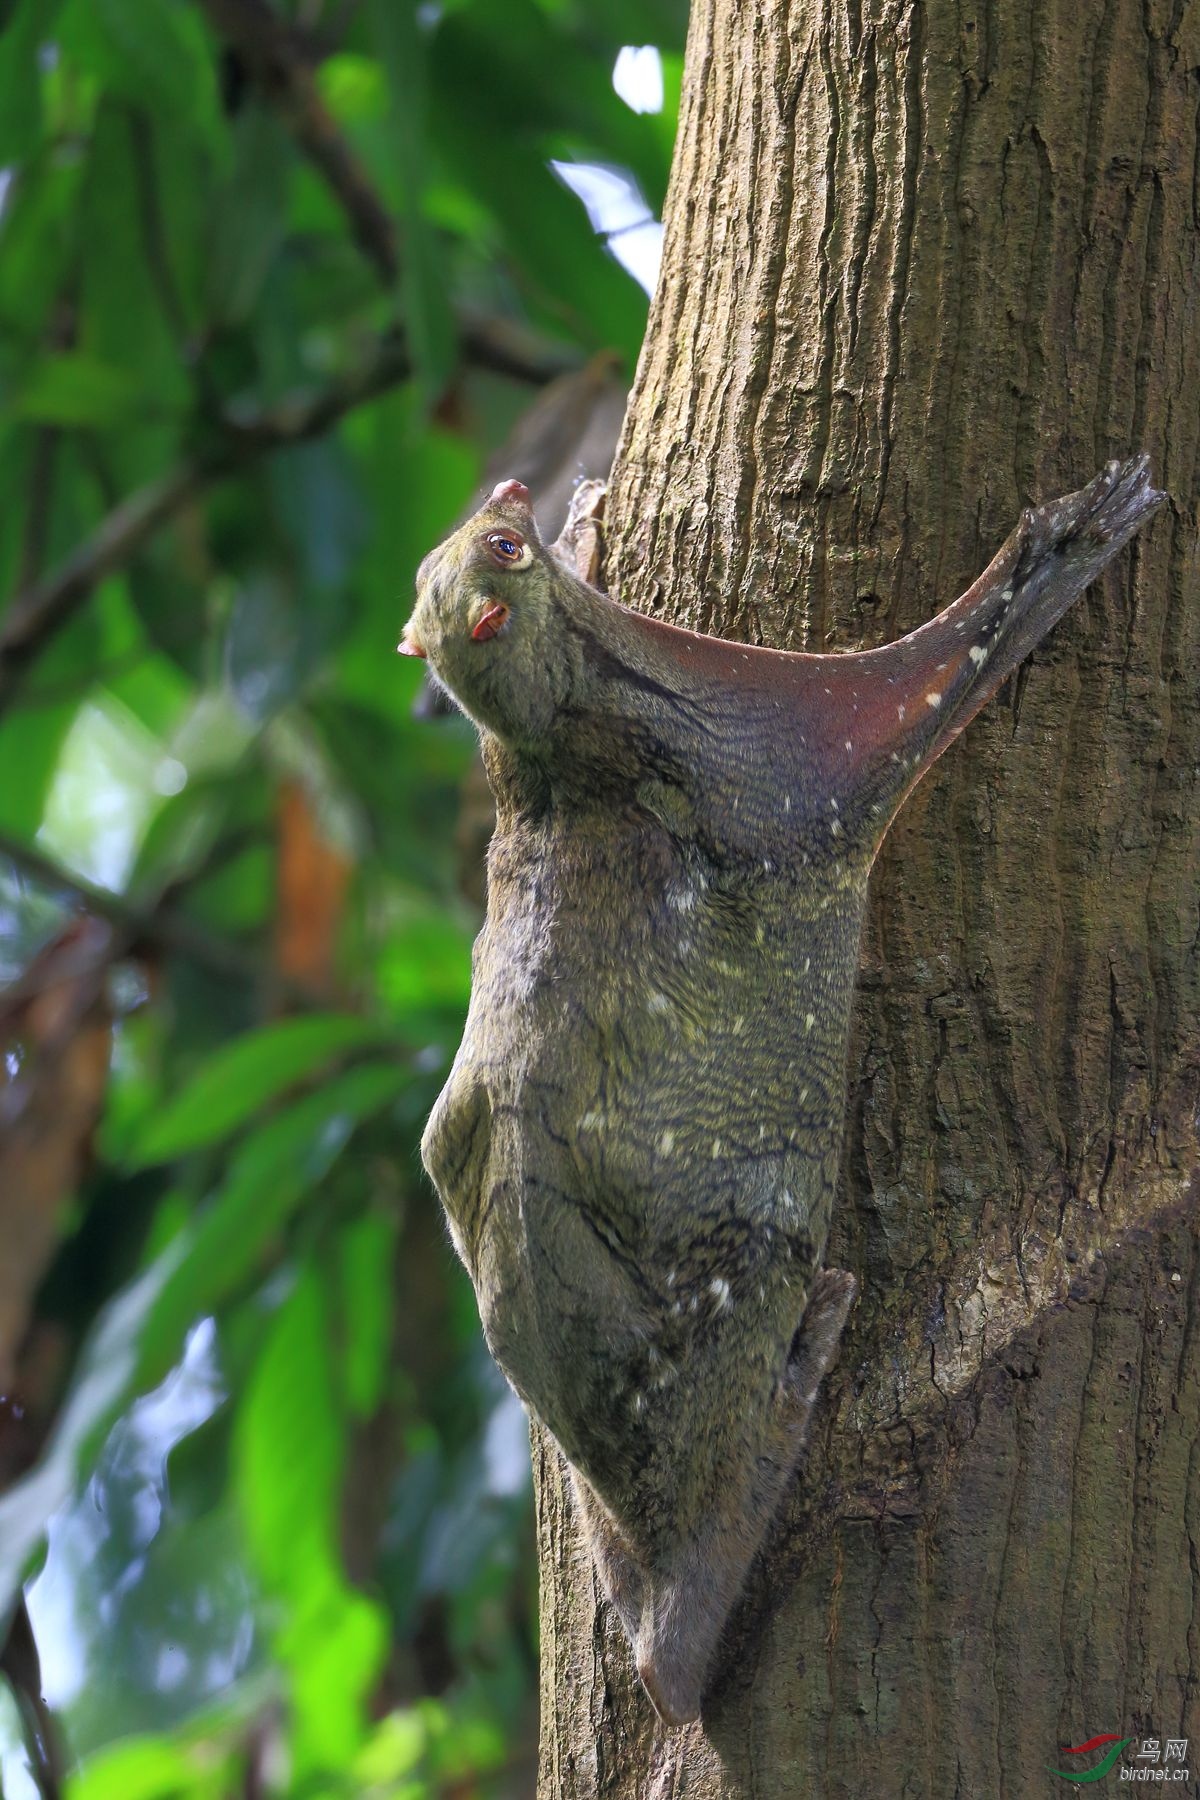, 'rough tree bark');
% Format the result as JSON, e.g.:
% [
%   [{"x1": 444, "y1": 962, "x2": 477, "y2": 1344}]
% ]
[{"x1": 534, "y1": 0, "x2": 1199, "y2": 1793}]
